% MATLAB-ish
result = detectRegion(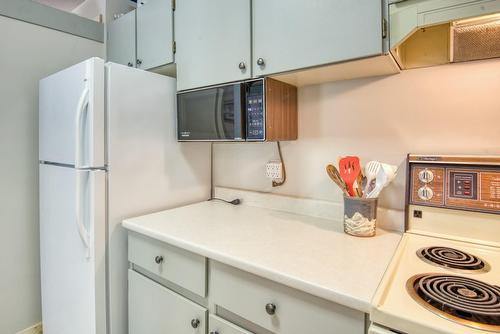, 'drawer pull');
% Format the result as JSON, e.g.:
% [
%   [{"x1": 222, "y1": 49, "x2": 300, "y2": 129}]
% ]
[
  {"x1": 209, "y1": 332, "x2": 219, "y2": 334},
  {"x1": 191, "y1": 318, "x2": 200, "y2": 328},
  {"x1": 265, "y1": 303, "x2": 277, "y2": 315},
  {"x1": 154, "y1": 255, "x2": 164, "y2": 264}
]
